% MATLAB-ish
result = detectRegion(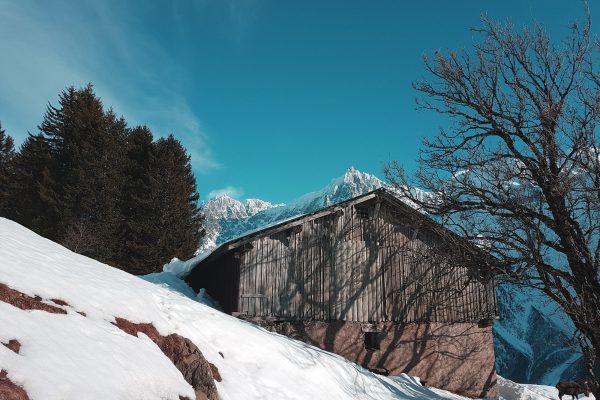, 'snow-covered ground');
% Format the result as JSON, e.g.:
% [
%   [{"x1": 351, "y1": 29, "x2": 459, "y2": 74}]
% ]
[
  {"x1": 0, "y1": 218, "x2": 593, "y2": 400},
  {"x1": 497, "y1": 376, "x2": 594, "y2": 400}
]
